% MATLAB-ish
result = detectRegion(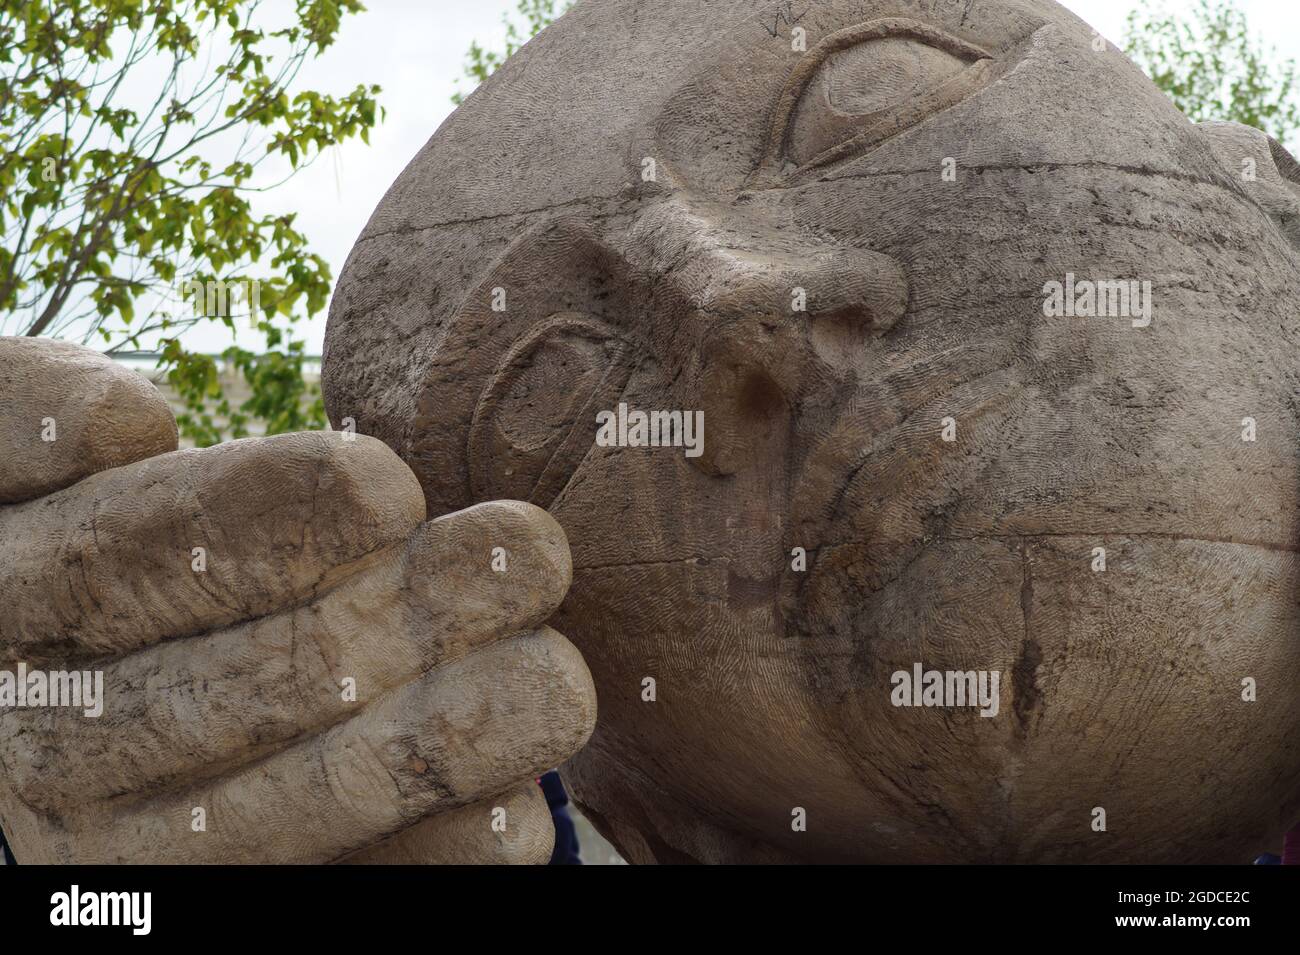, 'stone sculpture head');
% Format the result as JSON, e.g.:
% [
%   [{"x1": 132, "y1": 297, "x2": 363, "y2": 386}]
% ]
[{"x1": 324, "y1": 0, "x2": 1300, "y2": 862}]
